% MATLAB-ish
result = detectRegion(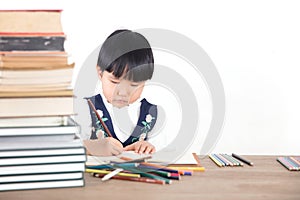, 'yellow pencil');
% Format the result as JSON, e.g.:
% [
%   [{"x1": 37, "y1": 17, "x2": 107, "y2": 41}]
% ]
[
  {"x1": 168, "y1": 166, "x2": 205, "y2": 172},
  {"x1": 209, "y1": 154, "x2": 223, "y2": 167},
  {"x1": 85, "y1": 169, "x2": 141, "y2": 178}
]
